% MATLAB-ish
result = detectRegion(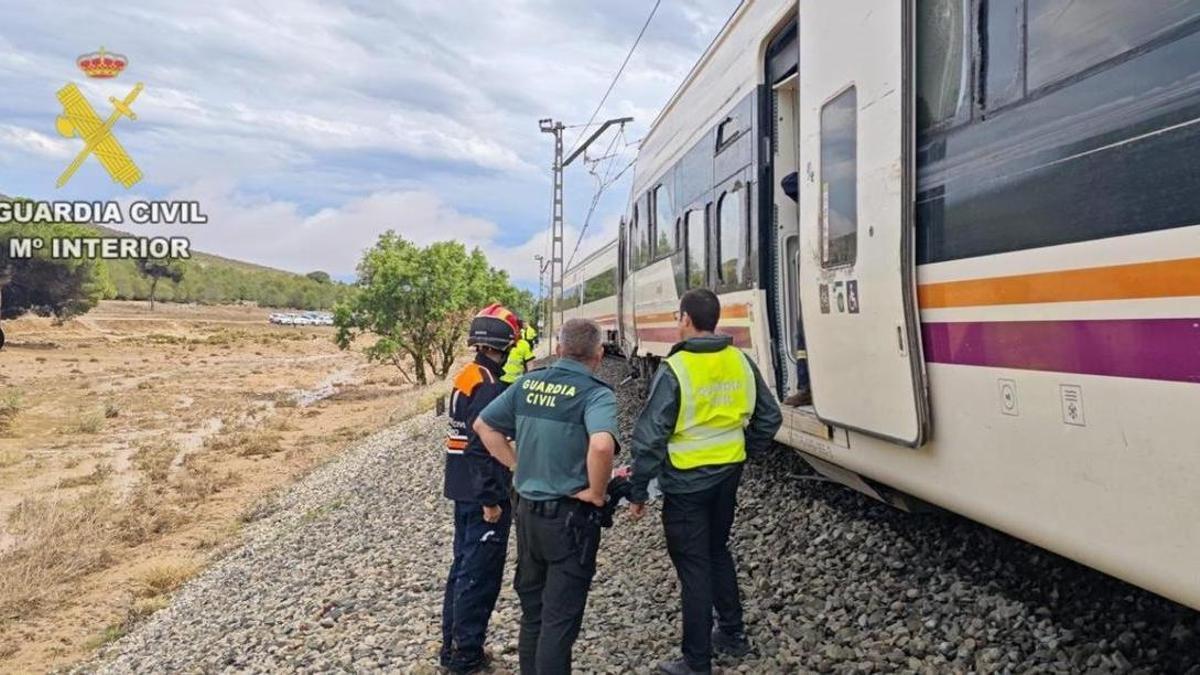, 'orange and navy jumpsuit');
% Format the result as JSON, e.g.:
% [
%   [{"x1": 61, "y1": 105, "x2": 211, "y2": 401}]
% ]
[{"x1": 441, "y1": 351, "x2": 512, "y2": 671}]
